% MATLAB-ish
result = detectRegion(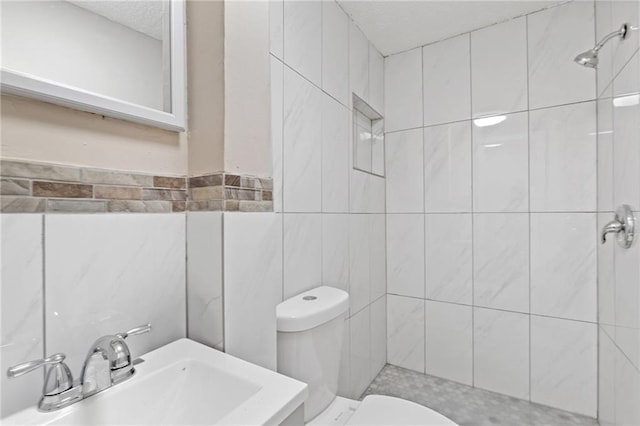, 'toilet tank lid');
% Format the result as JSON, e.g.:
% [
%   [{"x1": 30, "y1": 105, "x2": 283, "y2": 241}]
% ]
[{"x1": 276, "y1": 286, "x2": 349, "y2": 332}]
